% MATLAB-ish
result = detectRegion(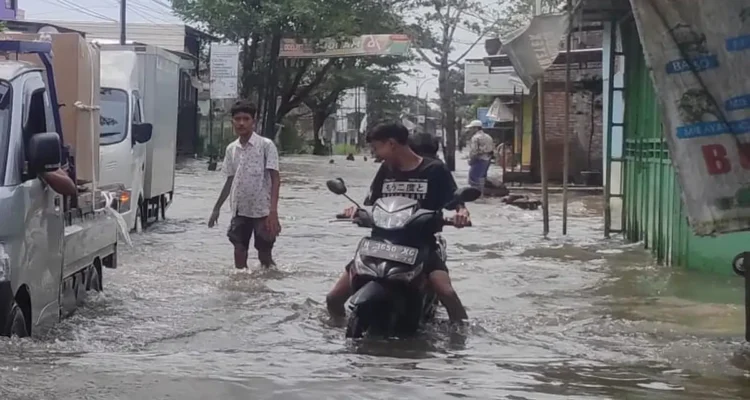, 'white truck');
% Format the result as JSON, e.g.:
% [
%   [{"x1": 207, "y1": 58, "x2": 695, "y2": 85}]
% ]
[
  {"x1": 98, "y1": 43, "x2": 180, "y2": 231},
  {"x1": 0, "y1": 39, "x2": 118, "y2": 337}
]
